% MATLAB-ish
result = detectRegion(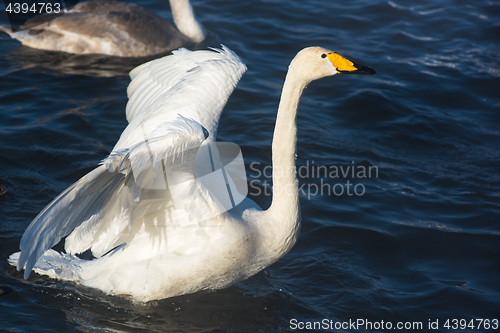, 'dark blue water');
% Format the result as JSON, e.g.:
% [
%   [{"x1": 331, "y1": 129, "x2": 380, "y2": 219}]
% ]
[{"x1": 1, "y1": 0, "x2": 499, "y2": 332}]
